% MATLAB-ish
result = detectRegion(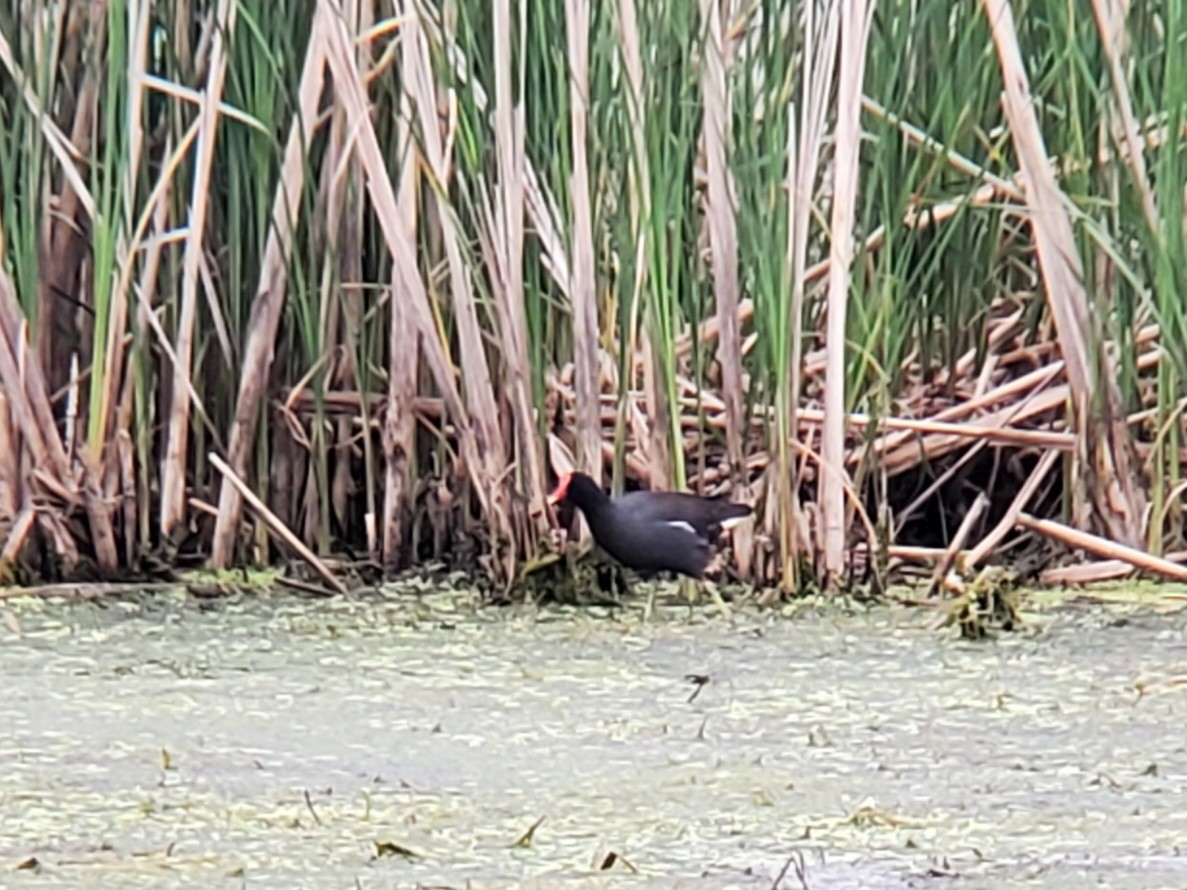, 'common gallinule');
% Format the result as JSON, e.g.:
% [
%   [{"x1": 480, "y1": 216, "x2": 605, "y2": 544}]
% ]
[{"x1": 548, "y1": 472, "x2": 751, "y2": 578}]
